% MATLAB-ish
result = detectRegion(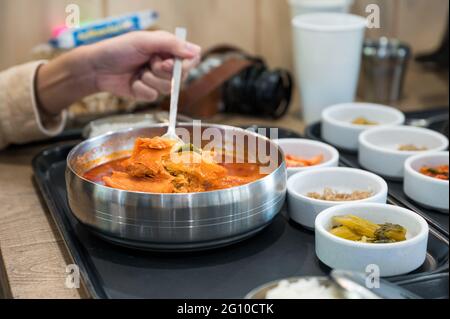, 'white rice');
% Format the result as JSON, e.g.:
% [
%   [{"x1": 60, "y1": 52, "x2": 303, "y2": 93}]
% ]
[{"x1": 265, "y1": 278, "x2": 342, "y2": 299}]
